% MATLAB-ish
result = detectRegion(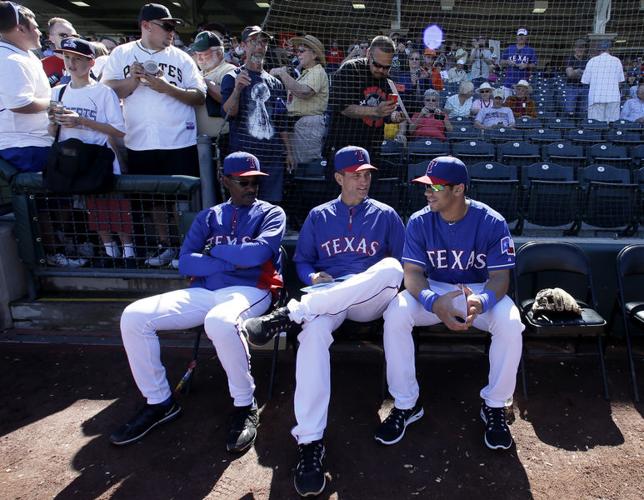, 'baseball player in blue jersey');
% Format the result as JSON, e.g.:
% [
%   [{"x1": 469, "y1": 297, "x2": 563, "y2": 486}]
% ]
[
  {"x1": 110, "y1": 152, "x2": 285, "y2": 453},
  {"x1": 377, "y1": 156, "x2": 524, "y2": 451},
  {"x1": 242, "y1": 145, "x2": 405, "y2": 497}
]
